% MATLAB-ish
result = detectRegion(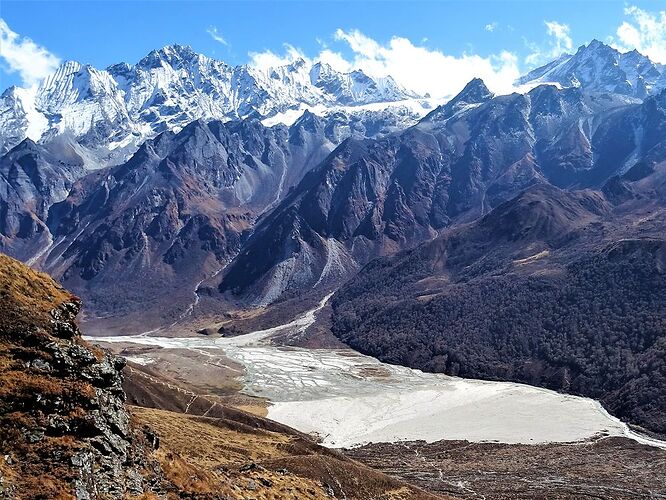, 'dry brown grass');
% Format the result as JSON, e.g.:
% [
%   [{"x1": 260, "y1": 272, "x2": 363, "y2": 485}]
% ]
[
  {"x1": 232, "y1": 403, "x2": 268, "y2": 417},
  {"x1": 0, "y1": 370, "x2": 95, "y2": 401},
  {"x1": 132, "y1": 407, "x2": 331, "y2": 499},
  {"x1": 154, "y1": 449, "x2": 227, "y2": 494},
  {"x1": 131, "y1": 406, "x2": 293, "y2": 468},
  {"x1": 131, "y1": 406, "x2": 444, "y2": 500},
  {"x1": 0, "y1": 434, "x2": 82, "y2": 500},
  {"x1": 0, "y1": 254, "x2": 72, "y2": 330}
]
